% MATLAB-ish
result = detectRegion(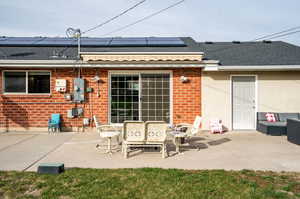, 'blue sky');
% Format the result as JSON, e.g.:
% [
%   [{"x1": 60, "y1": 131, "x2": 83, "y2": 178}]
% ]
[{"x1": 1, "y1": 0, "x2": 300, "y2": 45}]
